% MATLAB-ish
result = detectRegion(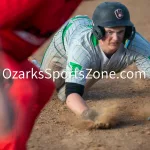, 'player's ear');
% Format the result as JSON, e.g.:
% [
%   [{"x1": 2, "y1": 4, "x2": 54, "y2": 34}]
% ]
[{"x1": 92, "y1": 25, "x2": 105, "y2": 40}]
